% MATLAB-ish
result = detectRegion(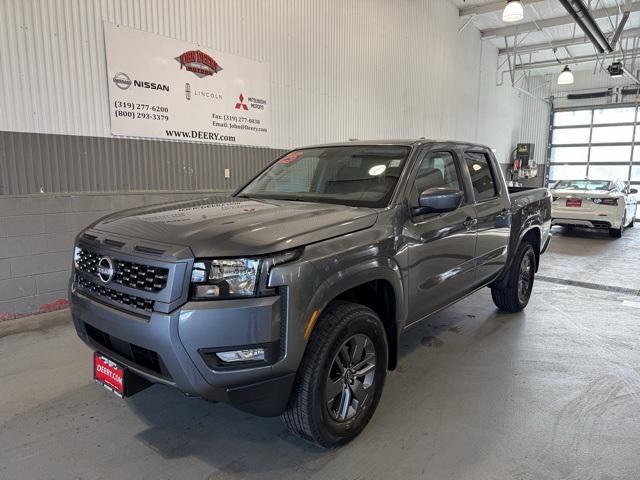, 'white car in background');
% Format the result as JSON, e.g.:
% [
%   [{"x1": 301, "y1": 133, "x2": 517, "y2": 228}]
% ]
[{"x1": 551, "y1": 179, "x2": 638, "y2": 238}]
